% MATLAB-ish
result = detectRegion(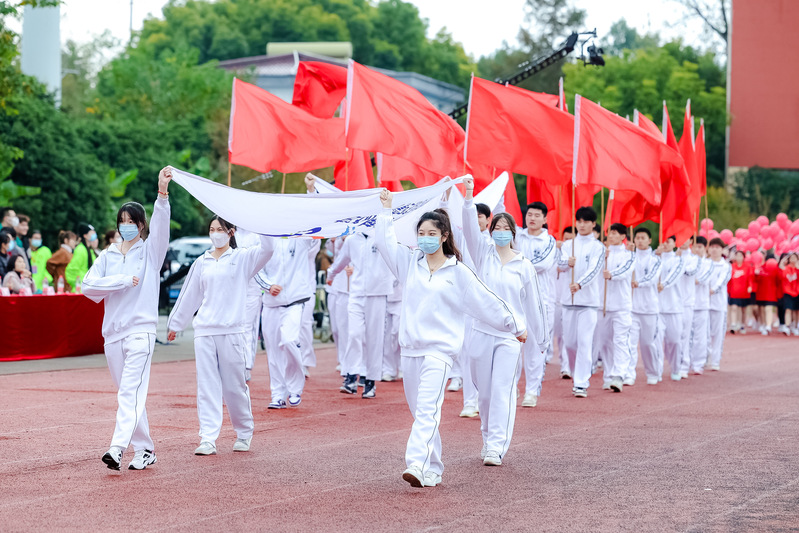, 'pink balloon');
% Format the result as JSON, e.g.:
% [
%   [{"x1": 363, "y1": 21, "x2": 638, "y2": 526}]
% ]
[
  {"x1": 776, "y1": 241, "x2": 788, "y2": 255},
  {"x1": 757, "y1": 216, "x2": 769, "y2": 226},
  {"x1": 762, "y1": 238, "x2": 774, "y2": 250},
  {"x1": 777, "y1": 213, "x2": 789, "y2": 223},
  {"x1": 762, "y1": 226, "x2": 775, "y2": 239},
  {"x1": 790, "y1": 220, "x2": 799, "y2": 237},
  {"x1": 735, "y1": 228, "x2": 747, "y2": 239},
  {"x1": 746, "y1": 238, "x2": 760, "y2": 252},
  {"x1": 699, "y1": 229, "x2": 708, "y2": 238},
  {"x1": 719, "y1": 229, "x2": 734, "y2": 244},
  {"x1": 751, "y1": 251, "x2": 764, "y2": 264},
  {"x1": 748, "y1": 221, "x2": 761, "y2": 236},
  {"x1": 777, "y1": 229, "x2": 787, "y2": 242},
  {"x1": 779, "y1": 218, "x2": 791, "y2": 231},
  {"x1": 701, "y1": 218, "x2": 714, "y2": 231}
]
